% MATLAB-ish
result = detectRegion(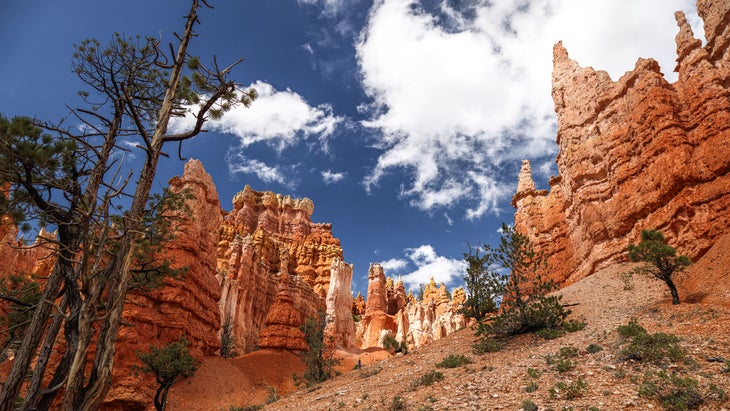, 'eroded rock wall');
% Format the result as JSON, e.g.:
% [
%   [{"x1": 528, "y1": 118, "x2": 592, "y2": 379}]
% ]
[
  {"x1": 358, "y1": 265, "x2": 465, "y2": 350},
  {"x1": 514, "y1": 1, "x2": 730, "y2": 286},
  {"x1": 216, "y1": 185, "x2": 347, "y2": 353}
]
